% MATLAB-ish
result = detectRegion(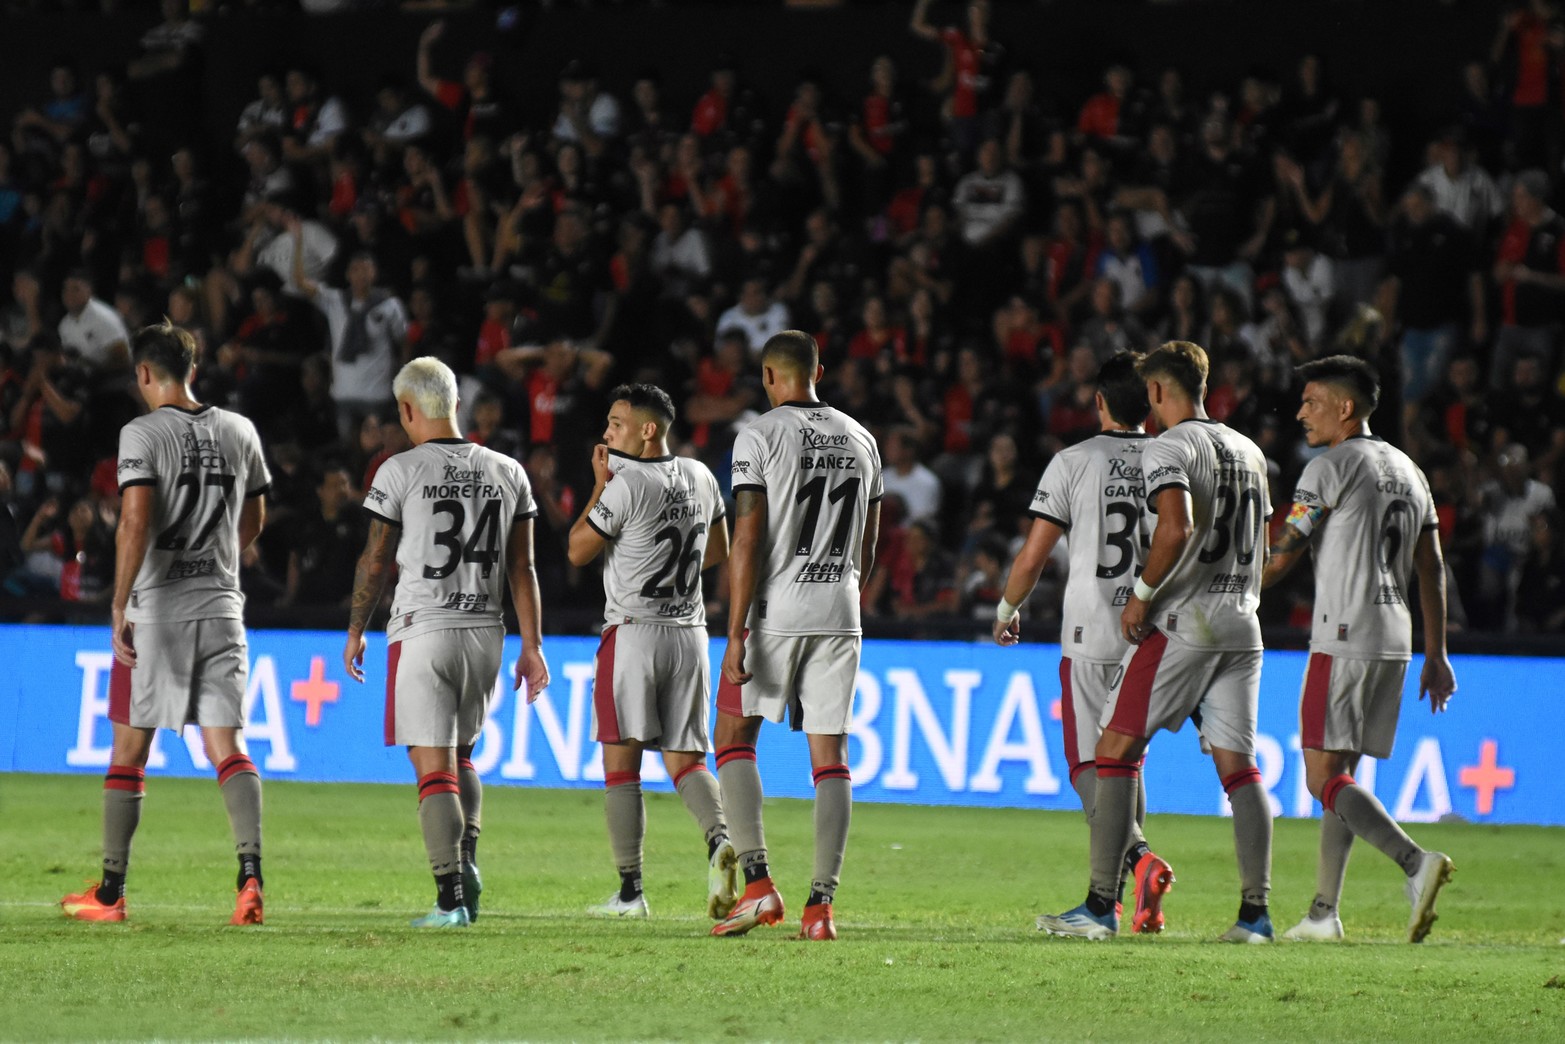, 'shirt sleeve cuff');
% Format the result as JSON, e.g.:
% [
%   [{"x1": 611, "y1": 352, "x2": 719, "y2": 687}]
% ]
[{"x1": 363, "y1": 507, "x2": 401, "y2": 527}]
